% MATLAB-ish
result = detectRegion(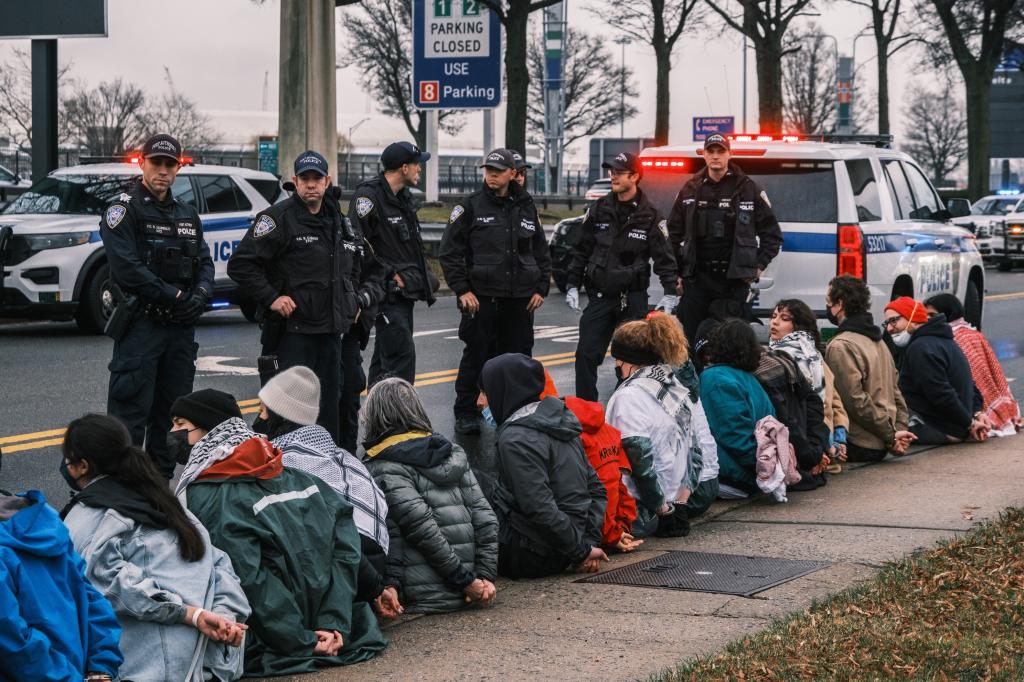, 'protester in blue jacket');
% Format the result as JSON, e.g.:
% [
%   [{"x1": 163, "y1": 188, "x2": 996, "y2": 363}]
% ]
[{"x1": 0, "y1": 462, "x2": 123, "y2": 682}]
